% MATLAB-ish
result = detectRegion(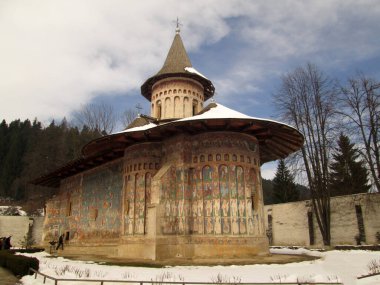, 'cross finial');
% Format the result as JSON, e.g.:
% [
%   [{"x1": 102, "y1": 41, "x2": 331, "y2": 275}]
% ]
[
  {"x1": 135, "y1": 103, "x2": 143, "y2": 116},
  {"x1": 175, "y1": 17, "x2": 182, "y2": 34}
]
